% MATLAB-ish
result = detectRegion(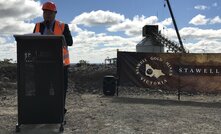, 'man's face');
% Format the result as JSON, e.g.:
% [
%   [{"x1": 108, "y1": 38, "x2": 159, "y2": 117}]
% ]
[{"x1": 43, "y1": 10, "x2": 56, "y2": 22}]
